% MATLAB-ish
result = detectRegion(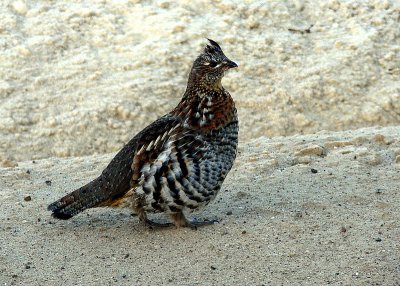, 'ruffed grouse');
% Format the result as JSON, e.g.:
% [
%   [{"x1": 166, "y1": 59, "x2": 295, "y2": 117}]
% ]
[{"x1": 48, "y1": 39, "x2": 238, "y2": 228}]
